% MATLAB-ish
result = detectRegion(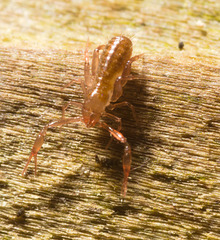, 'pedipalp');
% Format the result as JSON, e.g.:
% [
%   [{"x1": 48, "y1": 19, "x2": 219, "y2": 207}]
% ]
[
  {"x1": 99, "y1": 122, "x2": 132, "y2": 197},
  {"x1": 22, "y1": 117, "x2": 82, "y2": 176}
]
